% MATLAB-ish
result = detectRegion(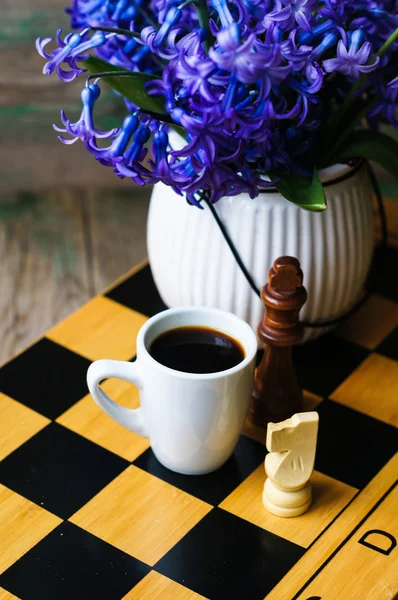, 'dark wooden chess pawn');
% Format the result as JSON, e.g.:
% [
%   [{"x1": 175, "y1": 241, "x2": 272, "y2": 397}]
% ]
[{"x1": 248, "y1": 256, "x2": 307, "y2": 428}]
